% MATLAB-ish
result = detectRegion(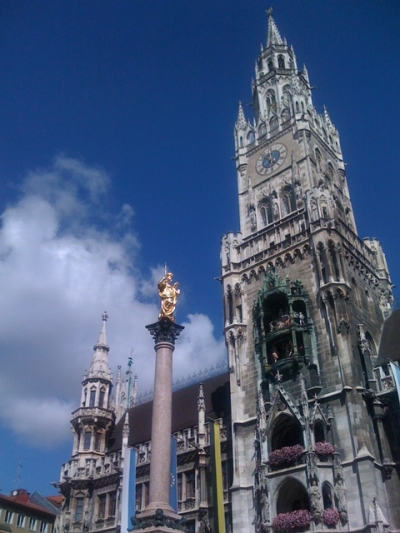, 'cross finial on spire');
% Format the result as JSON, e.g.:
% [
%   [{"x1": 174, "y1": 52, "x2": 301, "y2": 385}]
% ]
[
  {"x1": 266, "y1": 7, "x2": 273, "y2": 17},
  {"x1": 102, "y1": 311, "x2": 108, "y2": 322}
]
